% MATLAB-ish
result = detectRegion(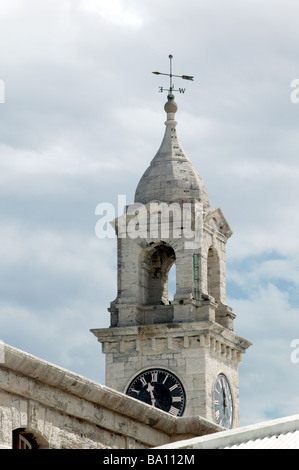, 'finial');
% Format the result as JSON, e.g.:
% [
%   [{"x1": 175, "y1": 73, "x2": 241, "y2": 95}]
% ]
[
  {"x1": 164, "y1": 94, "x2": 178, "y2": 116},
  {"x1": 152, "y1": 54, "x2": 194, "y2": 98}
]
